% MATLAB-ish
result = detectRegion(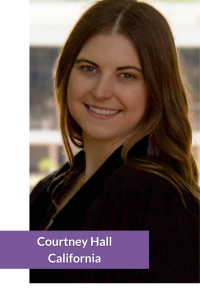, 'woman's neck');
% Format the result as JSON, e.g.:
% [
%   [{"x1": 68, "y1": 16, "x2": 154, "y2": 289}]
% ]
[{"x1": 82, "y1": 134, "x2": 127, "y2": 183}]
